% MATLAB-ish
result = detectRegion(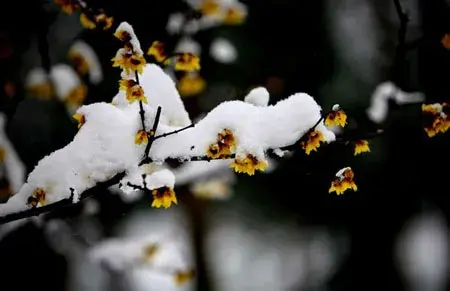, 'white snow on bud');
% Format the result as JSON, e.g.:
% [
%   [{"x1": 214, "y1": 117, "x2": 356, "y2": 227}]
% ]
[{"x1": 244, "y1": 87, "x2": 270, "y2": 107}]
